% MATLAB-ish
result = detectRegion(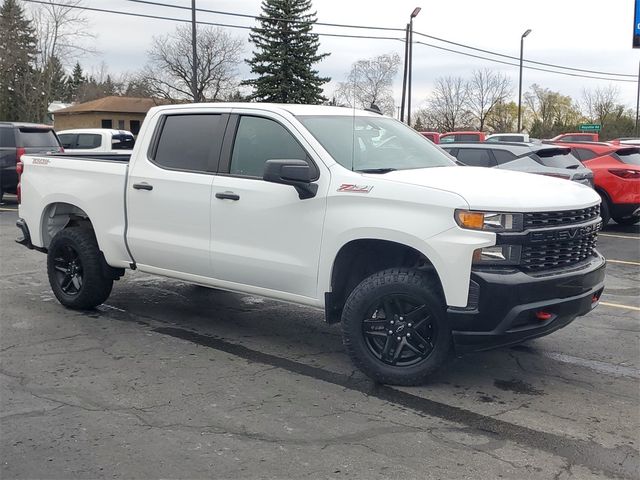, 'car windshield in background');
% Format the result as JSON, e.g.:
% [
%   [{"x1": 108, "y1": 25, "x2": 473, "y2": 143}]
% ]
[
  {"x1": 612, "y1": 149, "x2": 640, "y2": 166},
  {"x1": 530, "y1": 148, "x2": 582, "y2": 169},
  {"x1": 297, "y1": 115, "x2": 456, "y2": 172},
  {"x1": 19, "y1": 128, "x2": 59, "y2": 148}
]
